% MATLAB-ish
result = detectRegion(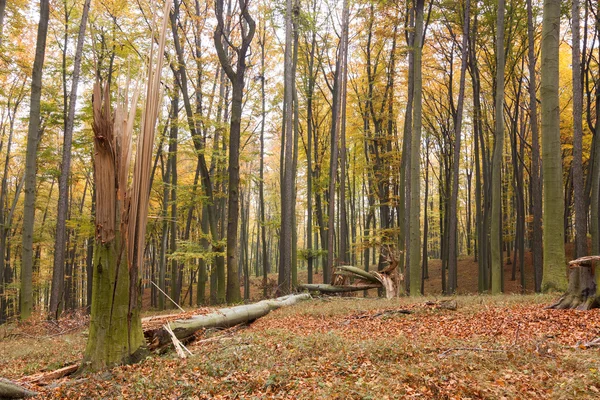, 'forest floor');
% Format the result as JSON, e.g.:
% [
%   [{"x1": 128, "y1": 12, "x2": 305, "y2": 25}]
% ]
[{"x1": 2, "y1": 294, "x2": 600, "y2": 399}]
